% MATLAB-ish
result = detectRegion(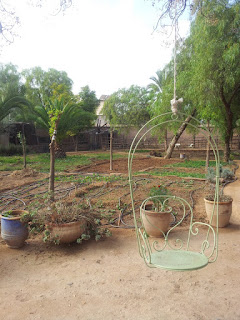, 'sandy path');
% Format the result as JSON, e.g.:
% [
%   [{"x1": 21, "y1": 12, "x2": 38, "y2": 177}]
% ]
[
  {"x1": 0, "y1": 163, "x2": 240, "y2": 320},
  {"x1": 224, "y1": 160, "x2": 240, "y2": 224}
]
